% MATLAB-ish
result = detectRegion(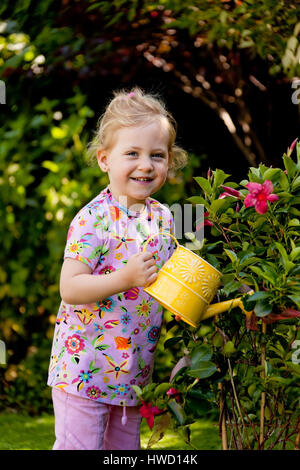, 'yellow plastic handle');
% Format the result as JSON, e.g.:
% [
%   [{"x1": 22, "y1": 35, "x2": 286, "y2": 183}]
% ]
[{"x1": 142, "y1": 231, "x2": 179, "y2": 253}]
